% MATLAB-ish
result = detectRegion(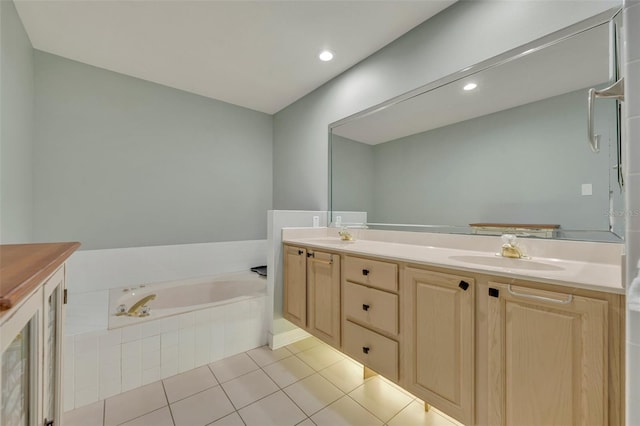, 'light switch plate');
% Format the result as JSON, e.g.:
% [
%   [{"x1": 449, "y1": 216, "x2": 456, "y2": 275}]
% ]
[{"x1": 581, "y1": 183, "x2": 593, "y2": 196}]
